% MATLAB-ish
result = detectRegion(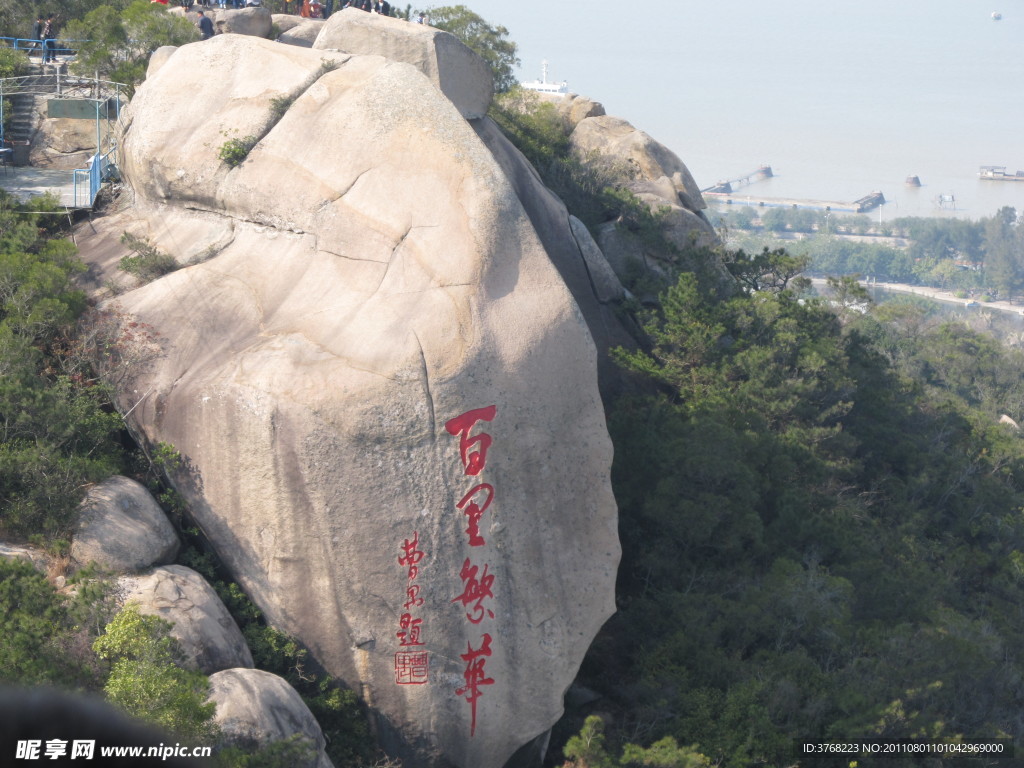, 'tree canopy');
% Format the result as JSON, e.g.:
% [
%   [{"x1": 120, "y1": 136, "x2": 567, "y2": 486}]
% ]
[{"x1": 425, "y1": 5, "x2": 520, "y2": 92}]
